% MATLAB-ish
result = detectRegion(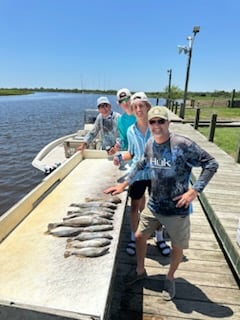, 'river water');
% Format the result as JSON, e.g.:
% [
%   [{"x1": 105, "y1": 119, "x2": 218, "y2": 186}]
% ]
[{"x1": 0, "y1": 92, "x2": 164, "y2": 216}]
